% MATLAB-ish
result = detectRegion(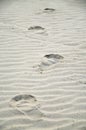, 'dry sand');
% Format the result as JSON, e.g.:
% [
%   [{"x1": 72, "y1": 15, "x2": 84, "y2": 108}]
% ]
[{"x1": 0, "y1": 0, "x2": 86, "y2": 130}]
